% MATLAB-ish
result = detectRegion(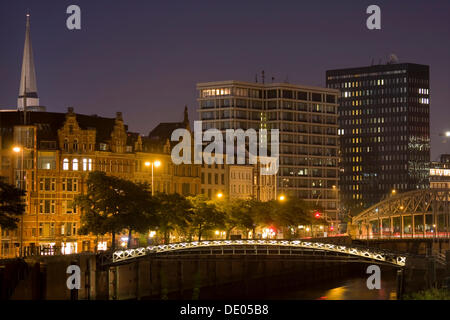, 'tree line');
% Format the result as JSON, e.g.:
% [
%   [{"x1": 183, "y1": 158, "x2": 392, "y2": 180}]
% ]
[{"x1": 76, "y1": 172, "x2": 328, "y2": 250}]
